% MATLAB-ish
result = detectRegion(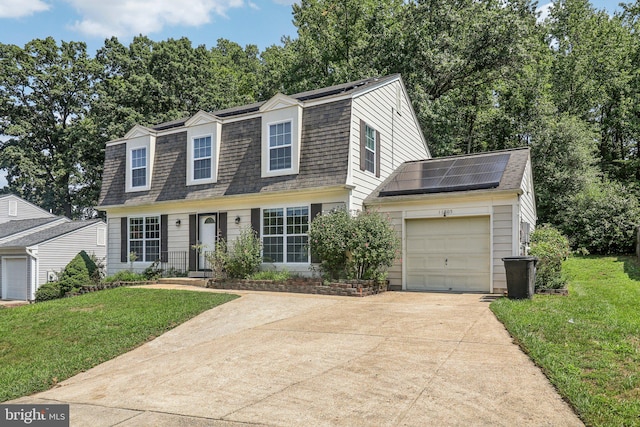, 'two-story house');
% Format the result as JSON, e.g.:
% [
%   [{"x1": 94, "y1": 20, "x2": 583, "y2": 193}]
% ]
[
  {"x1": 98, "y1": 75, "x2": 429, "y2": 277},
  {"x1": 99, "y1": 74, "x2": 536, "y2": 294}
]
